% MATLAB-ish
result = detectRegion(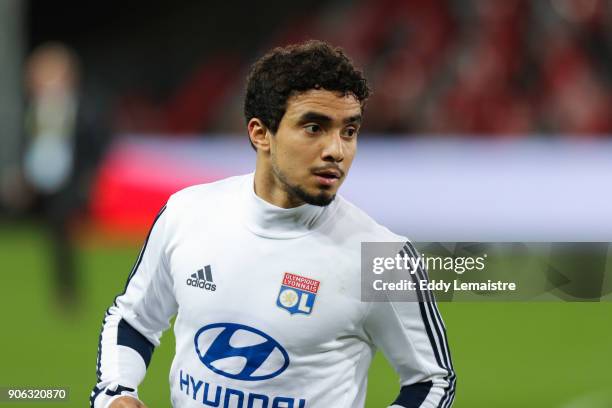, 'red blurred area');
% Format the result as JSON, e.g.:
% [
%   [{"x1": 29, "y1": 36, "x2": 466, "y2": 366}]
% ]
[{"x1": 89, "y1": 144, "x2": 228, "y2": 235}]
